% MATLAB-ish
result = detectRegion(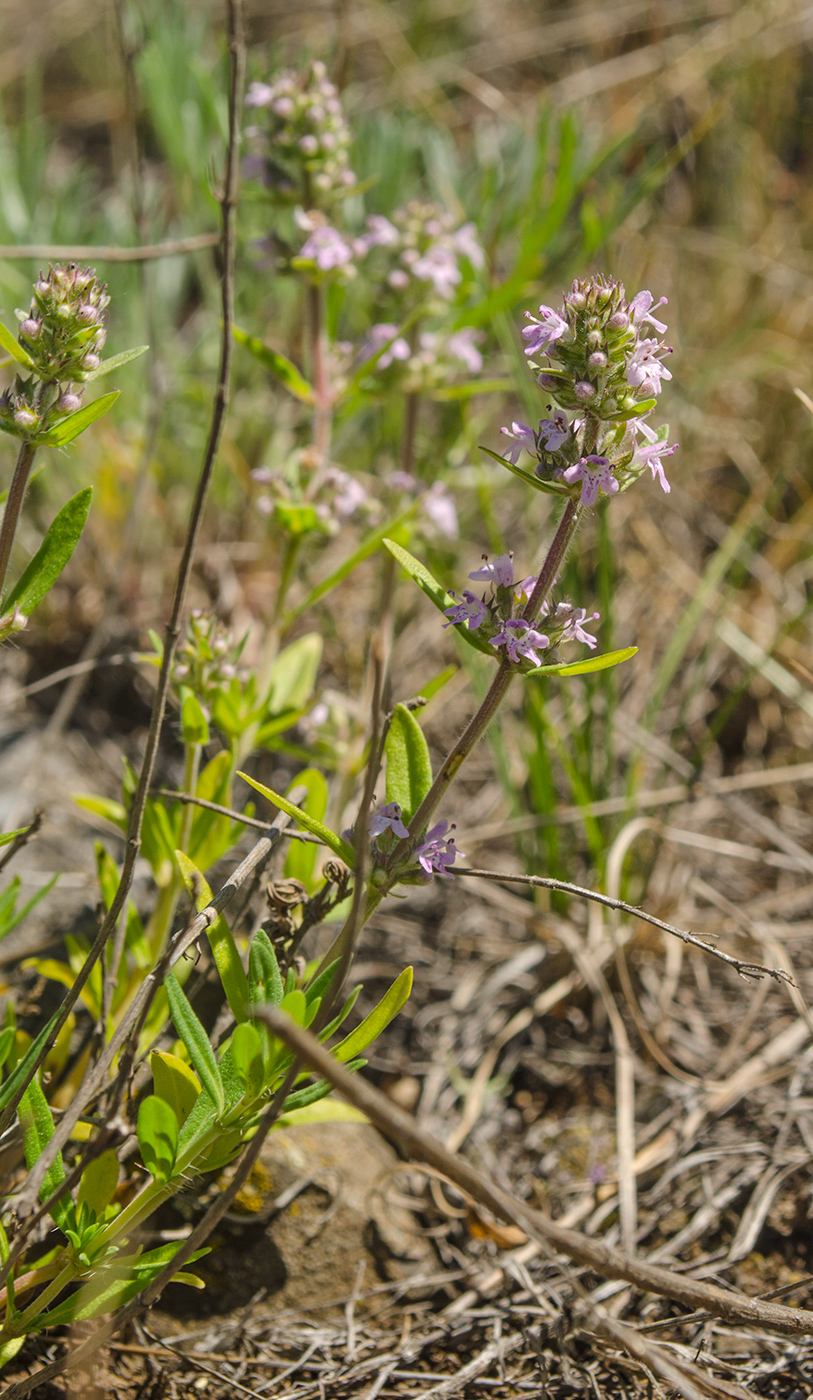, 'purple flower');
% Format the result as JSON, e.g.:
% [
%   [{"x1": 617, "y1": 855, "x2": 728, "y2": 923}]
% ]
[
  {"x1": 555, "y1": 603, "x2": 600, "y2": 648},
  {"x1": 452, "y1": 222, "x2": 485, "y2": 269},
  {"x1": 361, "y1": 322, "x2": 410, "y2": 369},
  {"x1": 522, "y1": 305, "x2": 568, "y2": 358},
  {"x1": 499, "y1": 420, "x2": 536, "y2": 464},
  {"x1": 300, "y1": 225, "x2": 354, "y2": 270},
  {"x1": 388, "y1": 471, "x2": 418, "y2": 492},
  {"x1": 631, "y1": 423, "x2": 678, "y2": 494},
  {"x1": 469, "y1": 553, "x2": 514, "y2": 588},
  {"x1": 629, "y1": 290, "x2": 668, "y2": 335},
  {"x1": 626, "y1": 338, "x2": 673, "y2": 395},
  {"x1": 538, "y1": 410, "x2": 570, "y2": 451},
  {"x1": 323, "y1": 467, "x2": 368, "y2": 517},
  {"x1": 412, "y1": 245, "x2": 461, "y2": 299},
  {"x1": 423, "y1": 482, "x2": 459, "y2": 539},
  {"x1": 490, "y1": 619, "x2": 550, "y2": 666},
  {"x1": 245, "y1": 82, "x2": 275, "y2": 107},
  {"x1": 562, "y1": 456, "x2": 619, "y2": 508},
  {"x1": 359, "y1": 214, "x2": 399, "y2": 250},
  {"x1": 443, "y1": 590, "x2": 487, "y2": 630},
  {"x1": 369, "y1": 802, "x2": 409, "y2": 840},
  {"x1": 446, "y1": 328, "x2": 483, "y2": 373},
  {"x1": 415, "y1": 821, "x2": 464, "y2": 877},
  {"x1": 513, "y1": 576, "x2": 537, "y2": 605}
]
